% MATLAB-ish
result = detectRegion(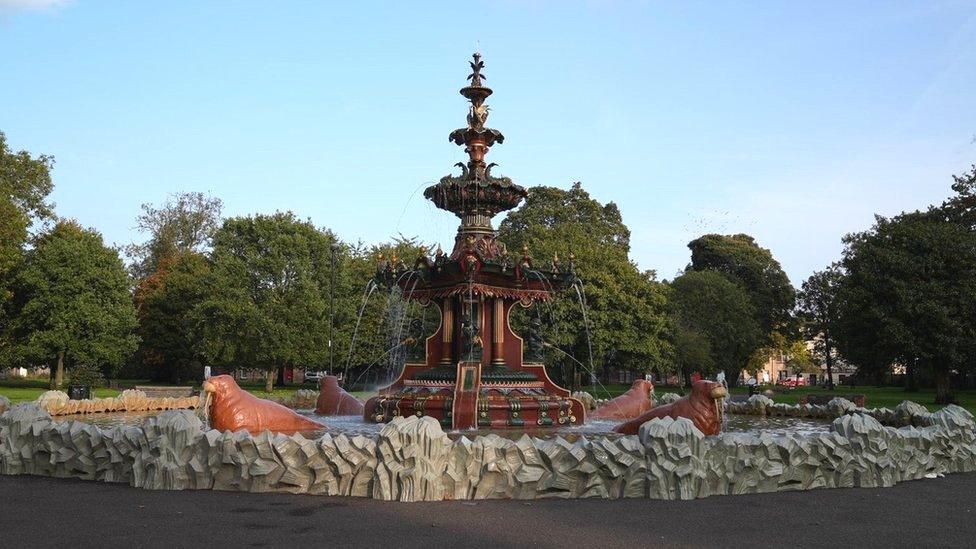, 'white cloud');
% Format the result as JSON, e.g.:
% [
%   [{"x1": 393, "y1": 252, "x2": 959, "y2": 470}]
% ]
[{"x1": 0, "y1": 0, "x2": 72, "y2": 11}]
